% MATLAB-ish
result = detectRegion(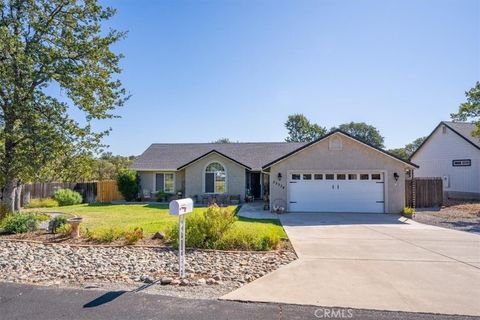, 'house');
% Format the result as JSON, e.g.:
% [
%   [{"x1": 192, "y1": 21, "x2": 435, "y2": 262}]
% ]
[
  {"x1": 131, "y1": 130, "x2": 418, "y2": 213},
  {"x1": 410, "y1": 121, "x2": 480, "y2": 200}
]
